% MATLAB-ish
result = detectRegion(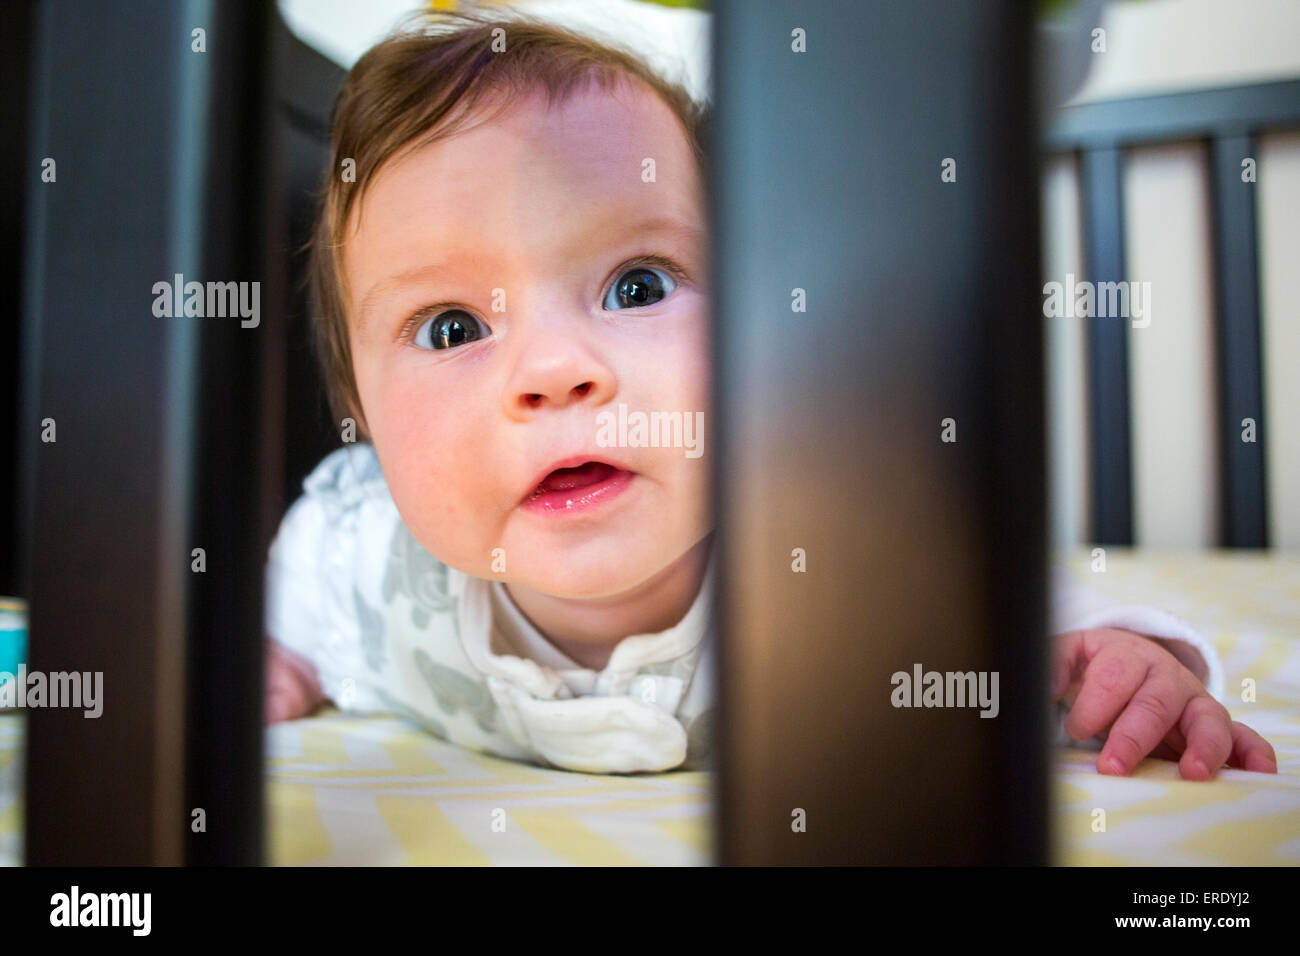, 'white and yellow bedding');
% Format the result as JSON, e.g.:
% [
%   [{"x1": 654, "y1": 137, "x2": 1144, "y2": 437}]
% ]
[
  {"x1": 2, "y1": 548, "x2": 1297, "y2": 865},
  {"x1": 265, "y1": 714, "x2": 711, "y2": 865}
]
